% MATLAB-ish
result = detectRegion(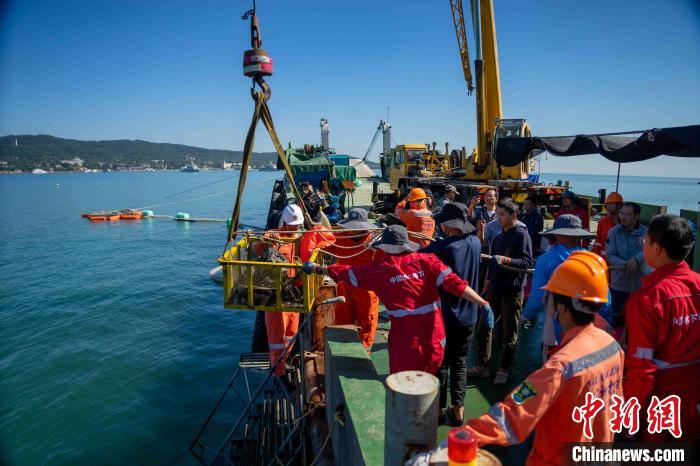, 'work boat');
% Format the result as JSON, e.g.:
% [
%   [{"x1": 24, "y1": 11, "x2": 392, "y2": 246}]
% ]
[
  {"x1": 180, "y1": 157, "x2": 200, "y2": 172},
  {"x1": 182, "y1": 3, "x2": 700, "y2": 466}
]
